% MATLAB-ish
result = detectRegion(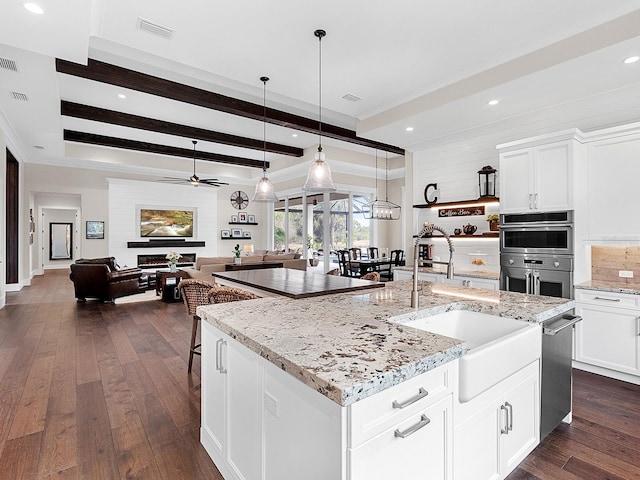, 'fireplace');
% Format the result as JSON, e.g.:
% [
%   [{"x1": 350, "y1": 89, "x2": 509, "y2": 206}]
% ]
[{"x1": 137, "y1": 253, "x2": 196, "y2": 269}]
